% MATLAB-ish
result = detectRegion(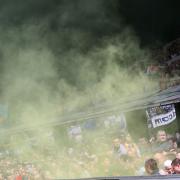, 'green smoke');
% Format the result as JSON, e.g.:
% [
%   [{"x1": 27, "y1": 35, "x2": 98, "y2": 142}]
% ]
[{"x1": 0, "y1": 1, "x2": 159, "y2": 178}]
